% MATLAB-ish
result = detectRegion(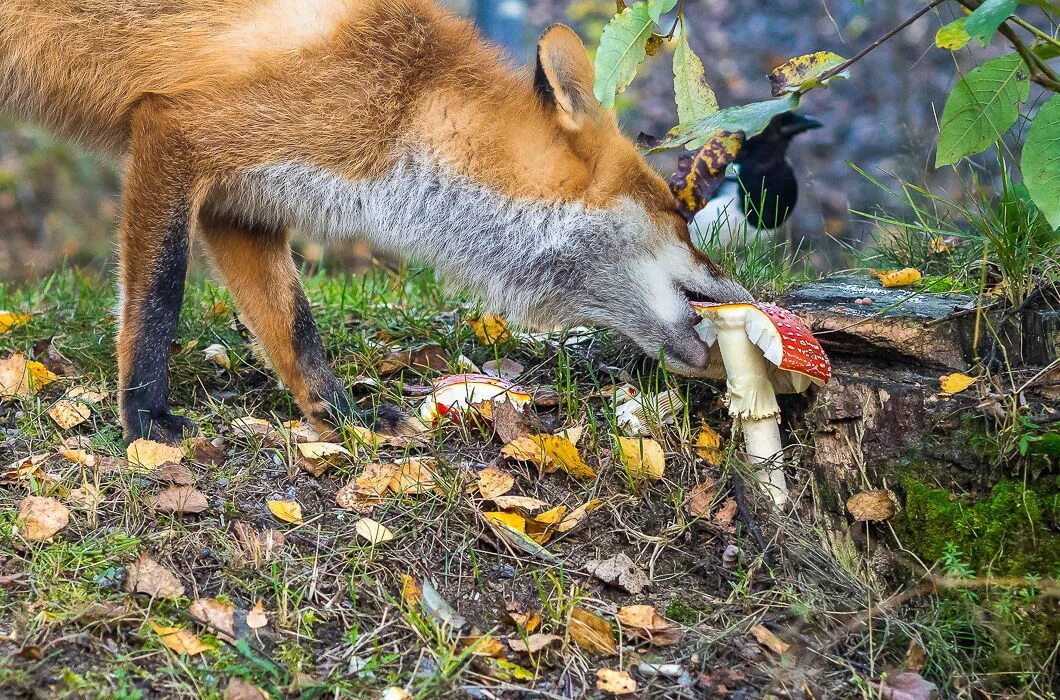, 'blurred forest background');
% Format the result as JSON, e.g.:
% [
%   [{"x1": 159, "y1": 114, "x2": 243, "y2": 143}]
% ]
[{"x1": 0, "y1": 0, "x2": 1007, "y2": 280}]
